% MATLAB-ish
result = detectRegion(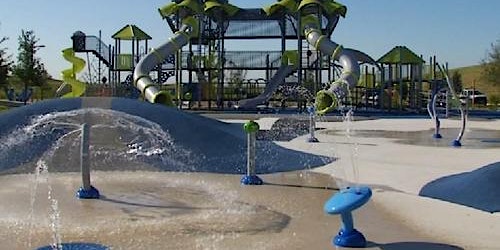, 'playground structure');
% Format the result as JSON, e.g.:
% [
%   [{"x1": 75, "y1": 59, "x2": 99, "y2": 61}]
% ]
[
  {"x1": 1, "y1": 1, "x2": 499, "y2": 249},
  {"x1": 59, "y1": 48, "x2": 86, "y2": 98},
  {"x1": 60, "y1": 0, "x2": 452, "y2": 114},
  {"x1": 64, "y1": 26, "x2": 172, "y2": 98}
]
